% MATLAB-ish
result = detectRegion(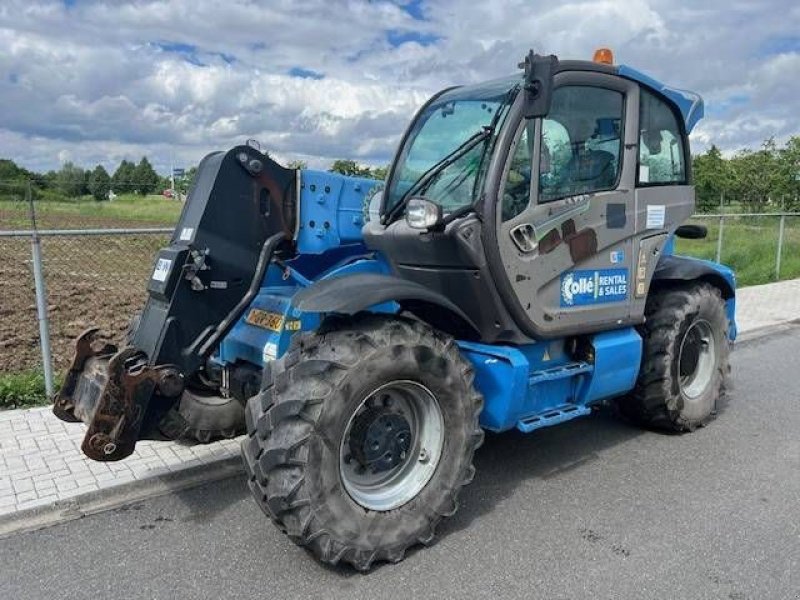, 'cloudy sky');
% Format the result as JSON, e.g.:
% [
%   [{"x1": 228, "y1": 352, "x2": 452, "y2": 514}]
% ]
[{"x1": 0, "y1": 0, "x2": 797, "y2": 175}]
